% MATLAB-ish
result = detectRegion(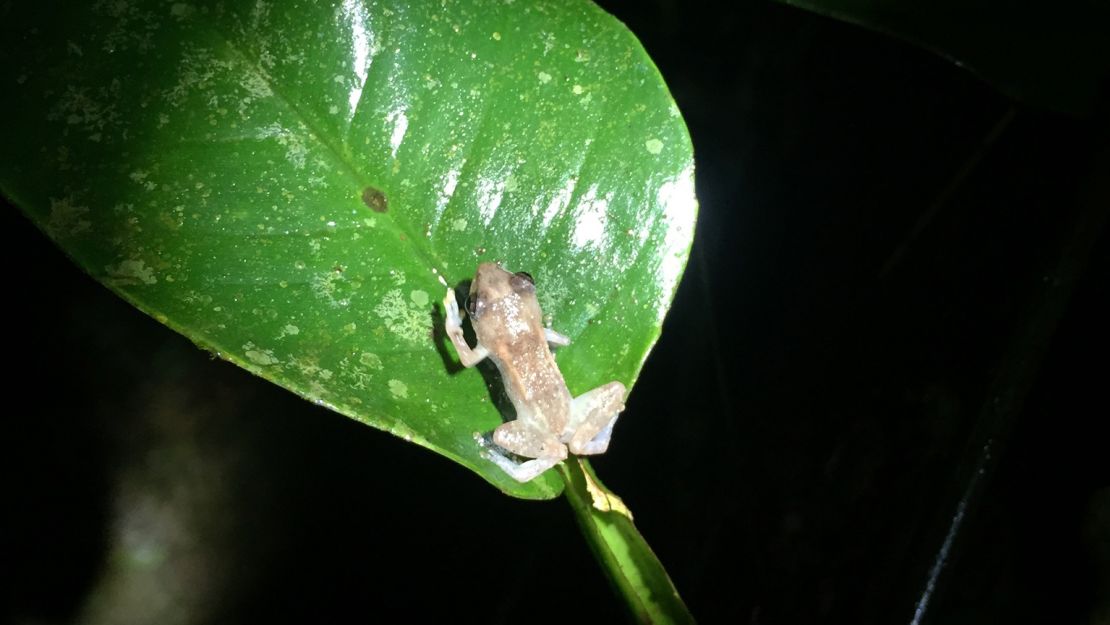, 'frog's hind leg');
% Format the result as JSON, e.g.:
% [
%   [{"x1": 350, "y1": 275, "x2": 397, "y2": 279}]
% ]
[
  {"x1": 565, "y1": 381, "x2": 626, "y2": 456},
  {"x1": 481, "y1": 449, "x2": 563, "y2": 483},
  {"x1": 484, "y1": 421, "x2": 567, "y2": 483}
]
